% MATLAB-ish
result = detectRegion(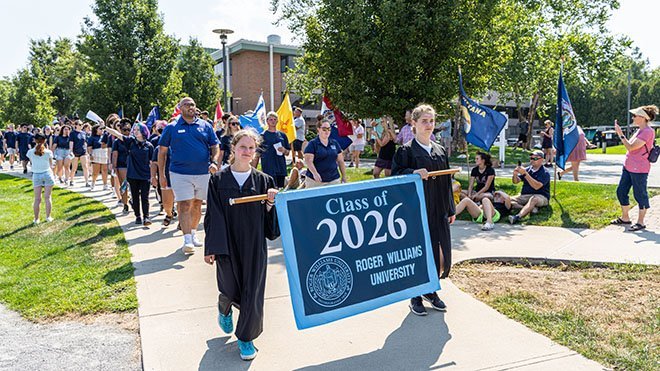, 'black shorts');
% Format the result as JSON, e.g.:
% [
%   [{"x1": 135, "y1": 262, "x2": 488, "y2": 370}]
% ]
[
  {"x1": 293, "y1": 139, "x2": 304, "y2": 151},
  {"x1": 517, "y1": 133, "x2": 527, "y2": 143},
  {"x1": 374, "y1": 158, "x2": 392, "y2": 169},
  {"x1": 74, "y1": 151, "x2": 87, "y2": 158},
  {"x1": 19, "y1": 151, "x2": 29, "y2": 161}
]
